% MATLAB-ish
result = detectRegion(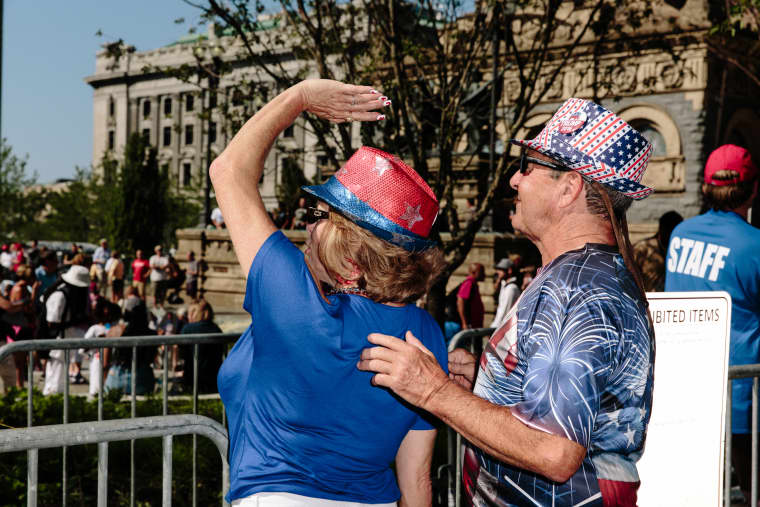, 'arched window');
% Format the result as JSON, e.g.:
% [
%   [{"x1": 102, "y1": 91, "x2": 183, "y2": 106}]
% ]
[
  {"x1": 629, "y1": 120, "x2": 667, "y2": 157},
  {"x1": 618, "y1": 105, "x2": 684, "y2": 193}
]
